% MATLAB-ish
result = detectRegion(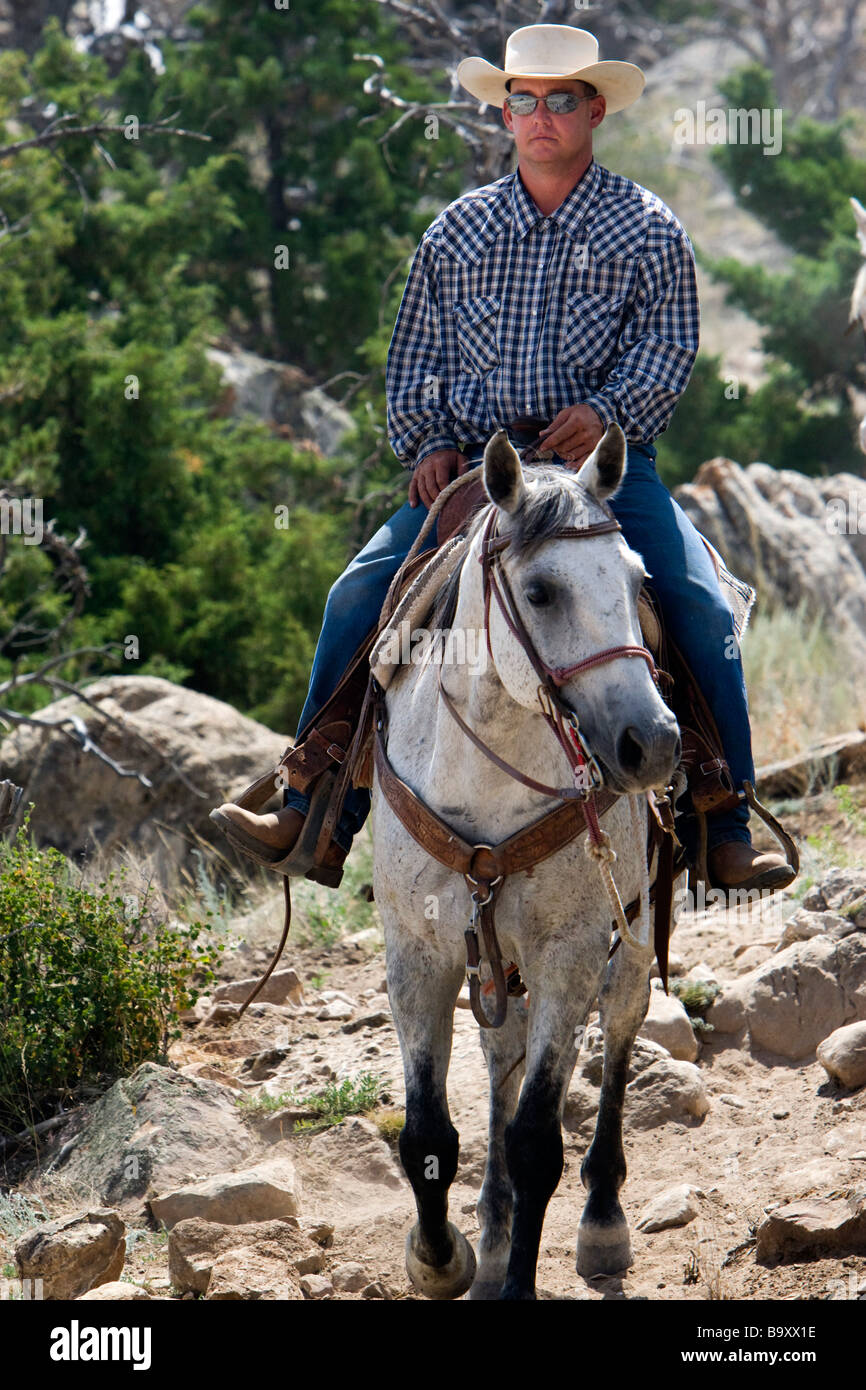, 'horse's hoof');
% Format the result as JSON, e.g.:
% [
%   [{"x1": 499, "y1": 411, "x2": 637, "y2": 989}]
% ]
[
  {"x1": 576, "y1": 1219, "x2": 634, "y2": 1278},
  {"x1": 405, "y1": 1223, "x2": 476, "y2": 1300}
]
